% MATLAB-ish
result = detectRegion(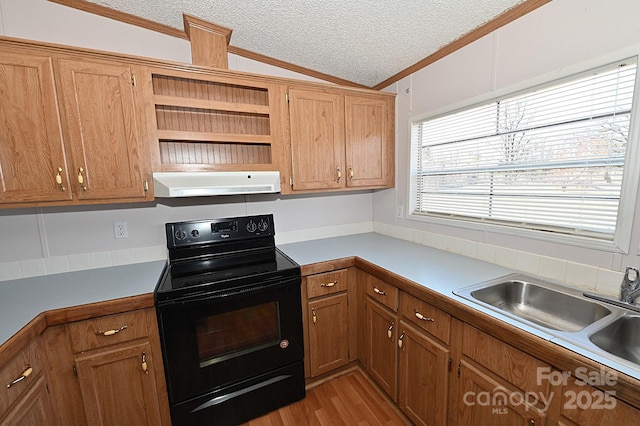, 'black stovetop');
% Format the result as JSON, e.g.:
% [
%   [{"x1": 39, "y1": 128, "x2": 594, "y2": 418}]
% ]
[{"x1": 154, "y1": 215, "x2": 300, "y2": 304}]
